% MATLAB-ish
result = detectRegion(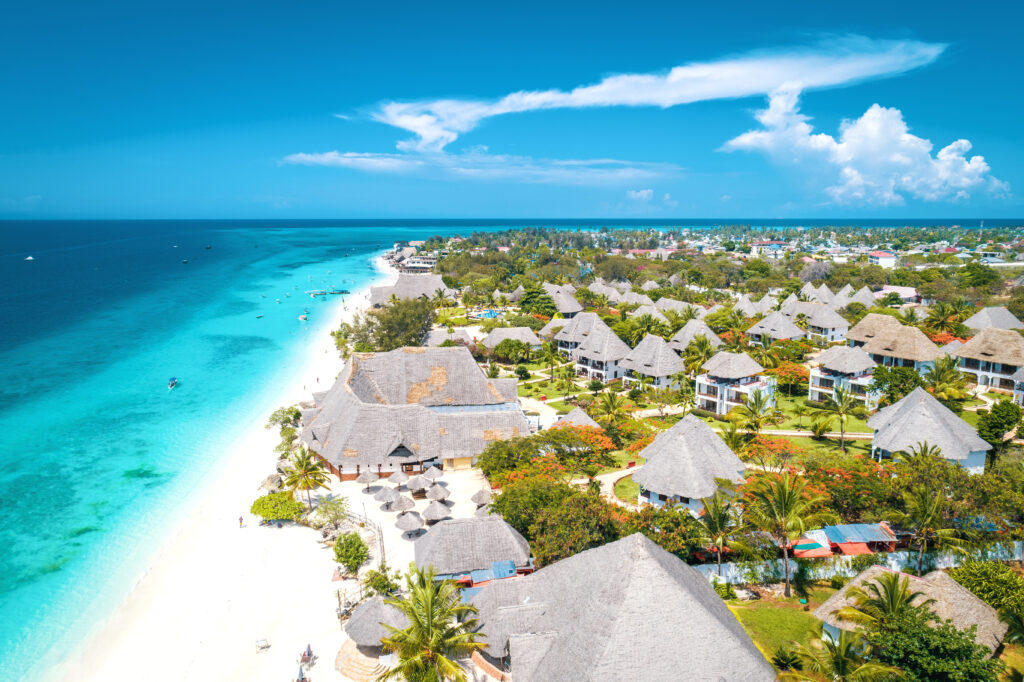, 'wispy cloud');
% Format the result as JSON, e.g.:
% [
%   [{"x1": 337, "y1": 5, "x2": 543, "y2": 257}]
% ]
[
  {"x1": 626, "y1": 188, "x2": 654, "y2": 201},
  {"x1": 722, "y1": 88, "x2": 1009, "y2": 205},
  {"x1": 371, "y1": 36, "x2": 944, "y2": 152}
]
